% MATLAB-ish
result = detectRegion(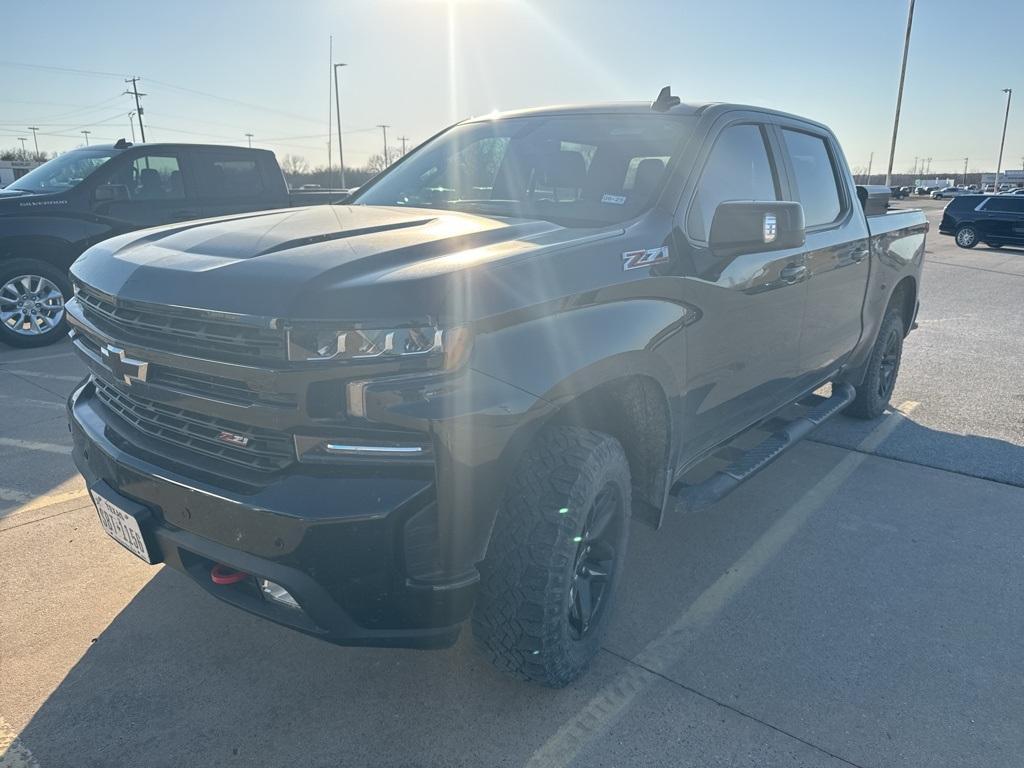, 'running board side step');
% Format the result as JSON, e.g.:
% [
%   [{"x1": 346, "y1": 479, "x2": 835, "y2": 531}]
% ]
[{"x1": 672, "y1": 383, "x2": 856, "y2": 512}]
